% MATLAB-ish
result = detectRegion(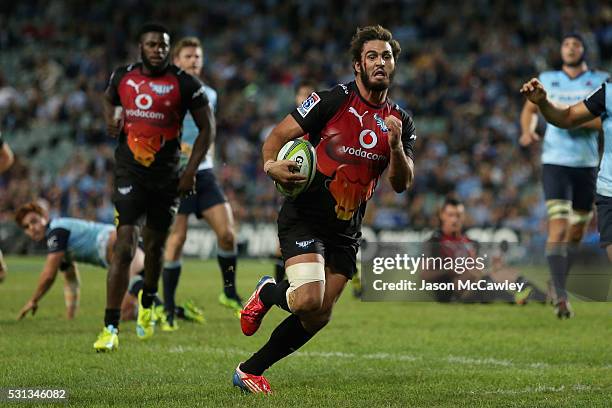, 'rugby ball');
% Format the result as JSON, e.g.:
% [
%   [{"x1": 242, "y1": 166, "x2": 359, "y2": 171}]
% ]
[{"x1": 275, "y1": 139, "x2": 317, "y2": 197}]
